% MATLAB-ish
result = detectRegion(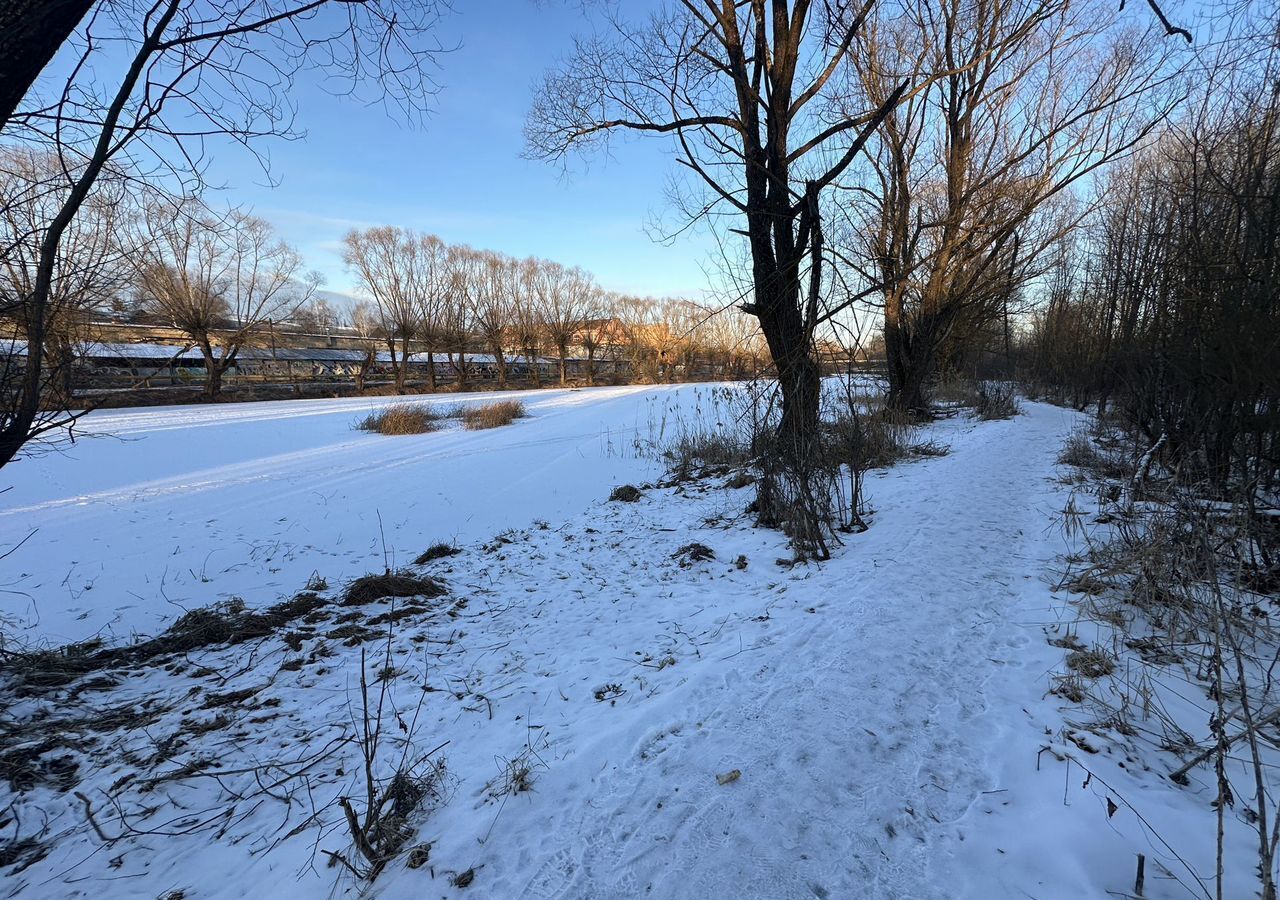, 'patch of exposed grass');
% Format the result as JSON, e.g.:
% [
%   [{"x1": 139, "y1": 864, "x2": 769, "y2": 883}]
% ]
[
  {"x1": 356, "y1": 403, "x2": 442, "y2": 436},
  {"x1": 609, "y1": 484, "x2": 643, "y2": 502},
  {"x1": 1065, "y1": 647, "x2": 1116, "y2": 678},
  {"x1": 413, "y1": 543, "x2": 460, "y2": 565},
  {"x1": 1, "y1": 593, "x2": 328, "y2": 695},
  {"x1": 342, "y1": 572, "x2": 447, "y2": 607},
  {"x1": 460, "y1": 400, "x2": 526, "y2": 430}
]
